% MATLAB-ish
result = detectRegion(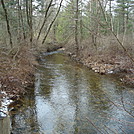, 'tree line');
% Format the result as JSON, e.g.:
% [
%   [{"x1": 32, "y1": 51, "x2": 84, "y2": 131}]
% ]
[{"x1": 0, "y1": 0, "x2": 134, "y2": 60}]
